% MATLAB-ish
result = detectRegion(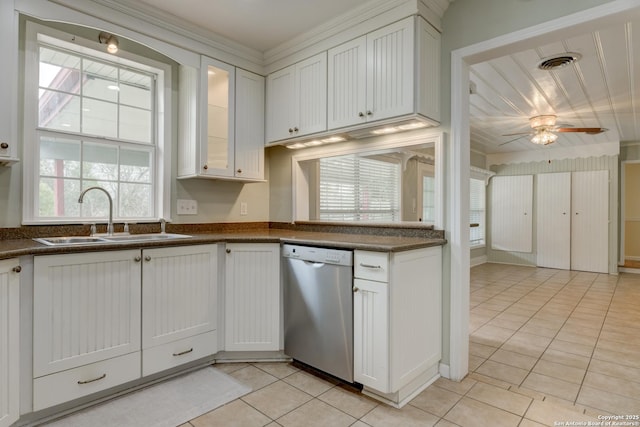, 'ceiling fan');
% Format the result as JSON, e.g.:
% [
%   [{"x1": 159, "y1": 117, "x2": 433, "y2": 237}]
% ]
[{"x1": 502, "y1": 115, "x2": 608, "y2": 146}]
